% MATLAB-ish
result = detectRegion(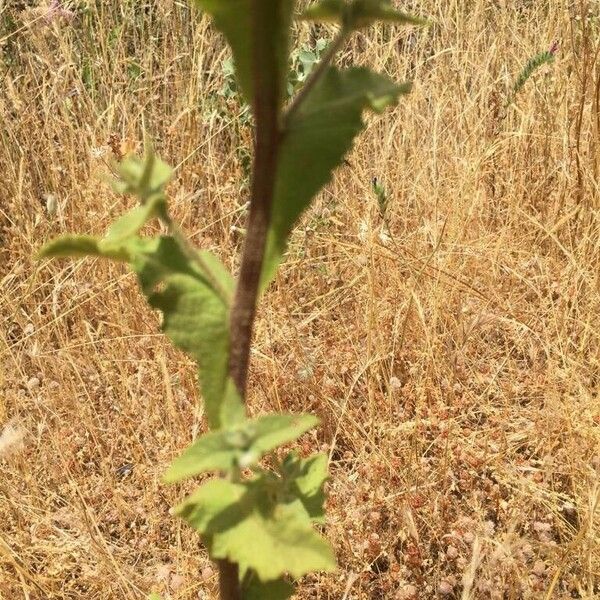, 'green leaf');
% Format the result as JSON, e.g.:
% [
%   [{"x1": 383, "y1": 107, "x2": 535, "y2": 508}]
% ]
[
  {"x1": 148, "y1": 594, "x2": 162, "y2": 600},
  {"x1": 38, "y1": 235, "x2": 111, "y2": 260},
  {"x1": 37, "y1": 233, "x2": 148, "y2": 262},
  {"x1": 39, "y1": 231, "x2": 237, "y2": 430},
  {"x1": 132, "y1": 236, "x2": 238, "y2": 429},
  {"x1": 177, "y1": 477, "x2": 336, "y2": 581},
  {"x1": 195, "y1": 249, "x2": 236, "y2": 300},
  {"x1": 243, "y1": 576, "x2": 294, "y2": 600},
  {"x1": 262, "y1": 67, "x2": 411, "y2": 285},
  {"x1": 164, "y1": 413, "x2": 318, "y2": 483},
  {"x1": 104, "y1": 195, "x2": 166, "y2": 244},
  {"x1": 191, "y1": 0, "x2": 293, "y2": 107},
  {"x1": 281, "y1": 452, "x2": 328, "y2": 523},
  {"x1": 111, "y1": 150, "x2": 173, "y2": 201},
  {"x1": 40, "y1": 151, "x2": 172, "y2": 258},
  {"x1": 301, "y1": 0, "x2": 428, "y2": 29}
]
